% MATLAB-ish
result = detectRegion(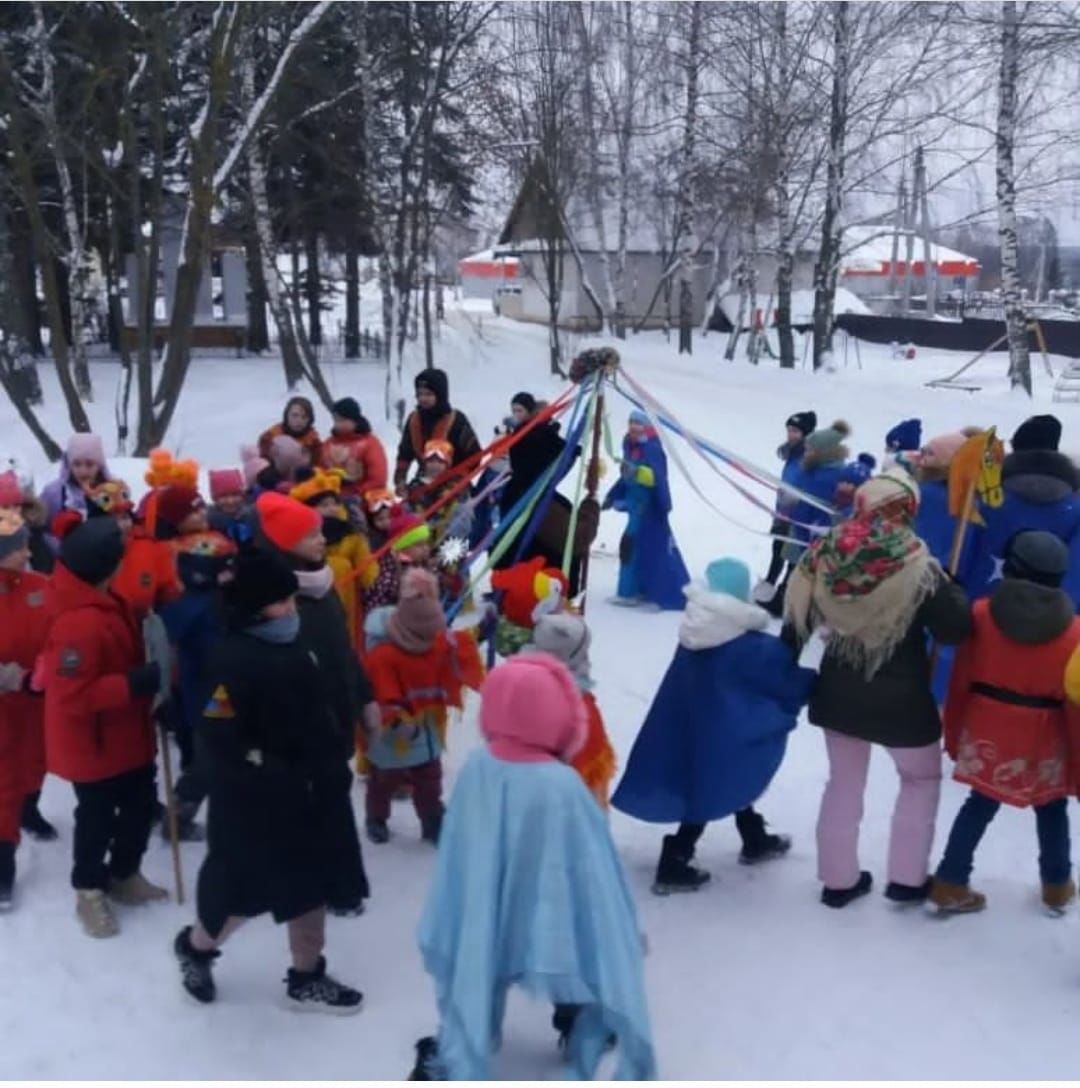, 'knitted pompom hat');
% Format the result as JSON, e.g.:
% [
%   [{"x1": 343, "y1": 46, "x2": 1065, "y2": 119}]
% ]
[
  {"x1": 806, "y1": 420, "x2": 851, "y2": 455},
  {"x1": 240, "y1": 445, "x2": 270, "y2": 489},
  {"x1": 387, "y1": 567, "x2": 446, "y2": 653},
  {"x1": 269, "y1": 434, "x2": 306, "y2": 479},
  {"x1": 209, "y1": 468, "x2": 245, "y2": 503},
  {"x1": 480, "y1": 652, "x2": 587, "y2": 765},
  {"x1": 255, "y1": 491, "x2": 322, "y2": 553}
]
